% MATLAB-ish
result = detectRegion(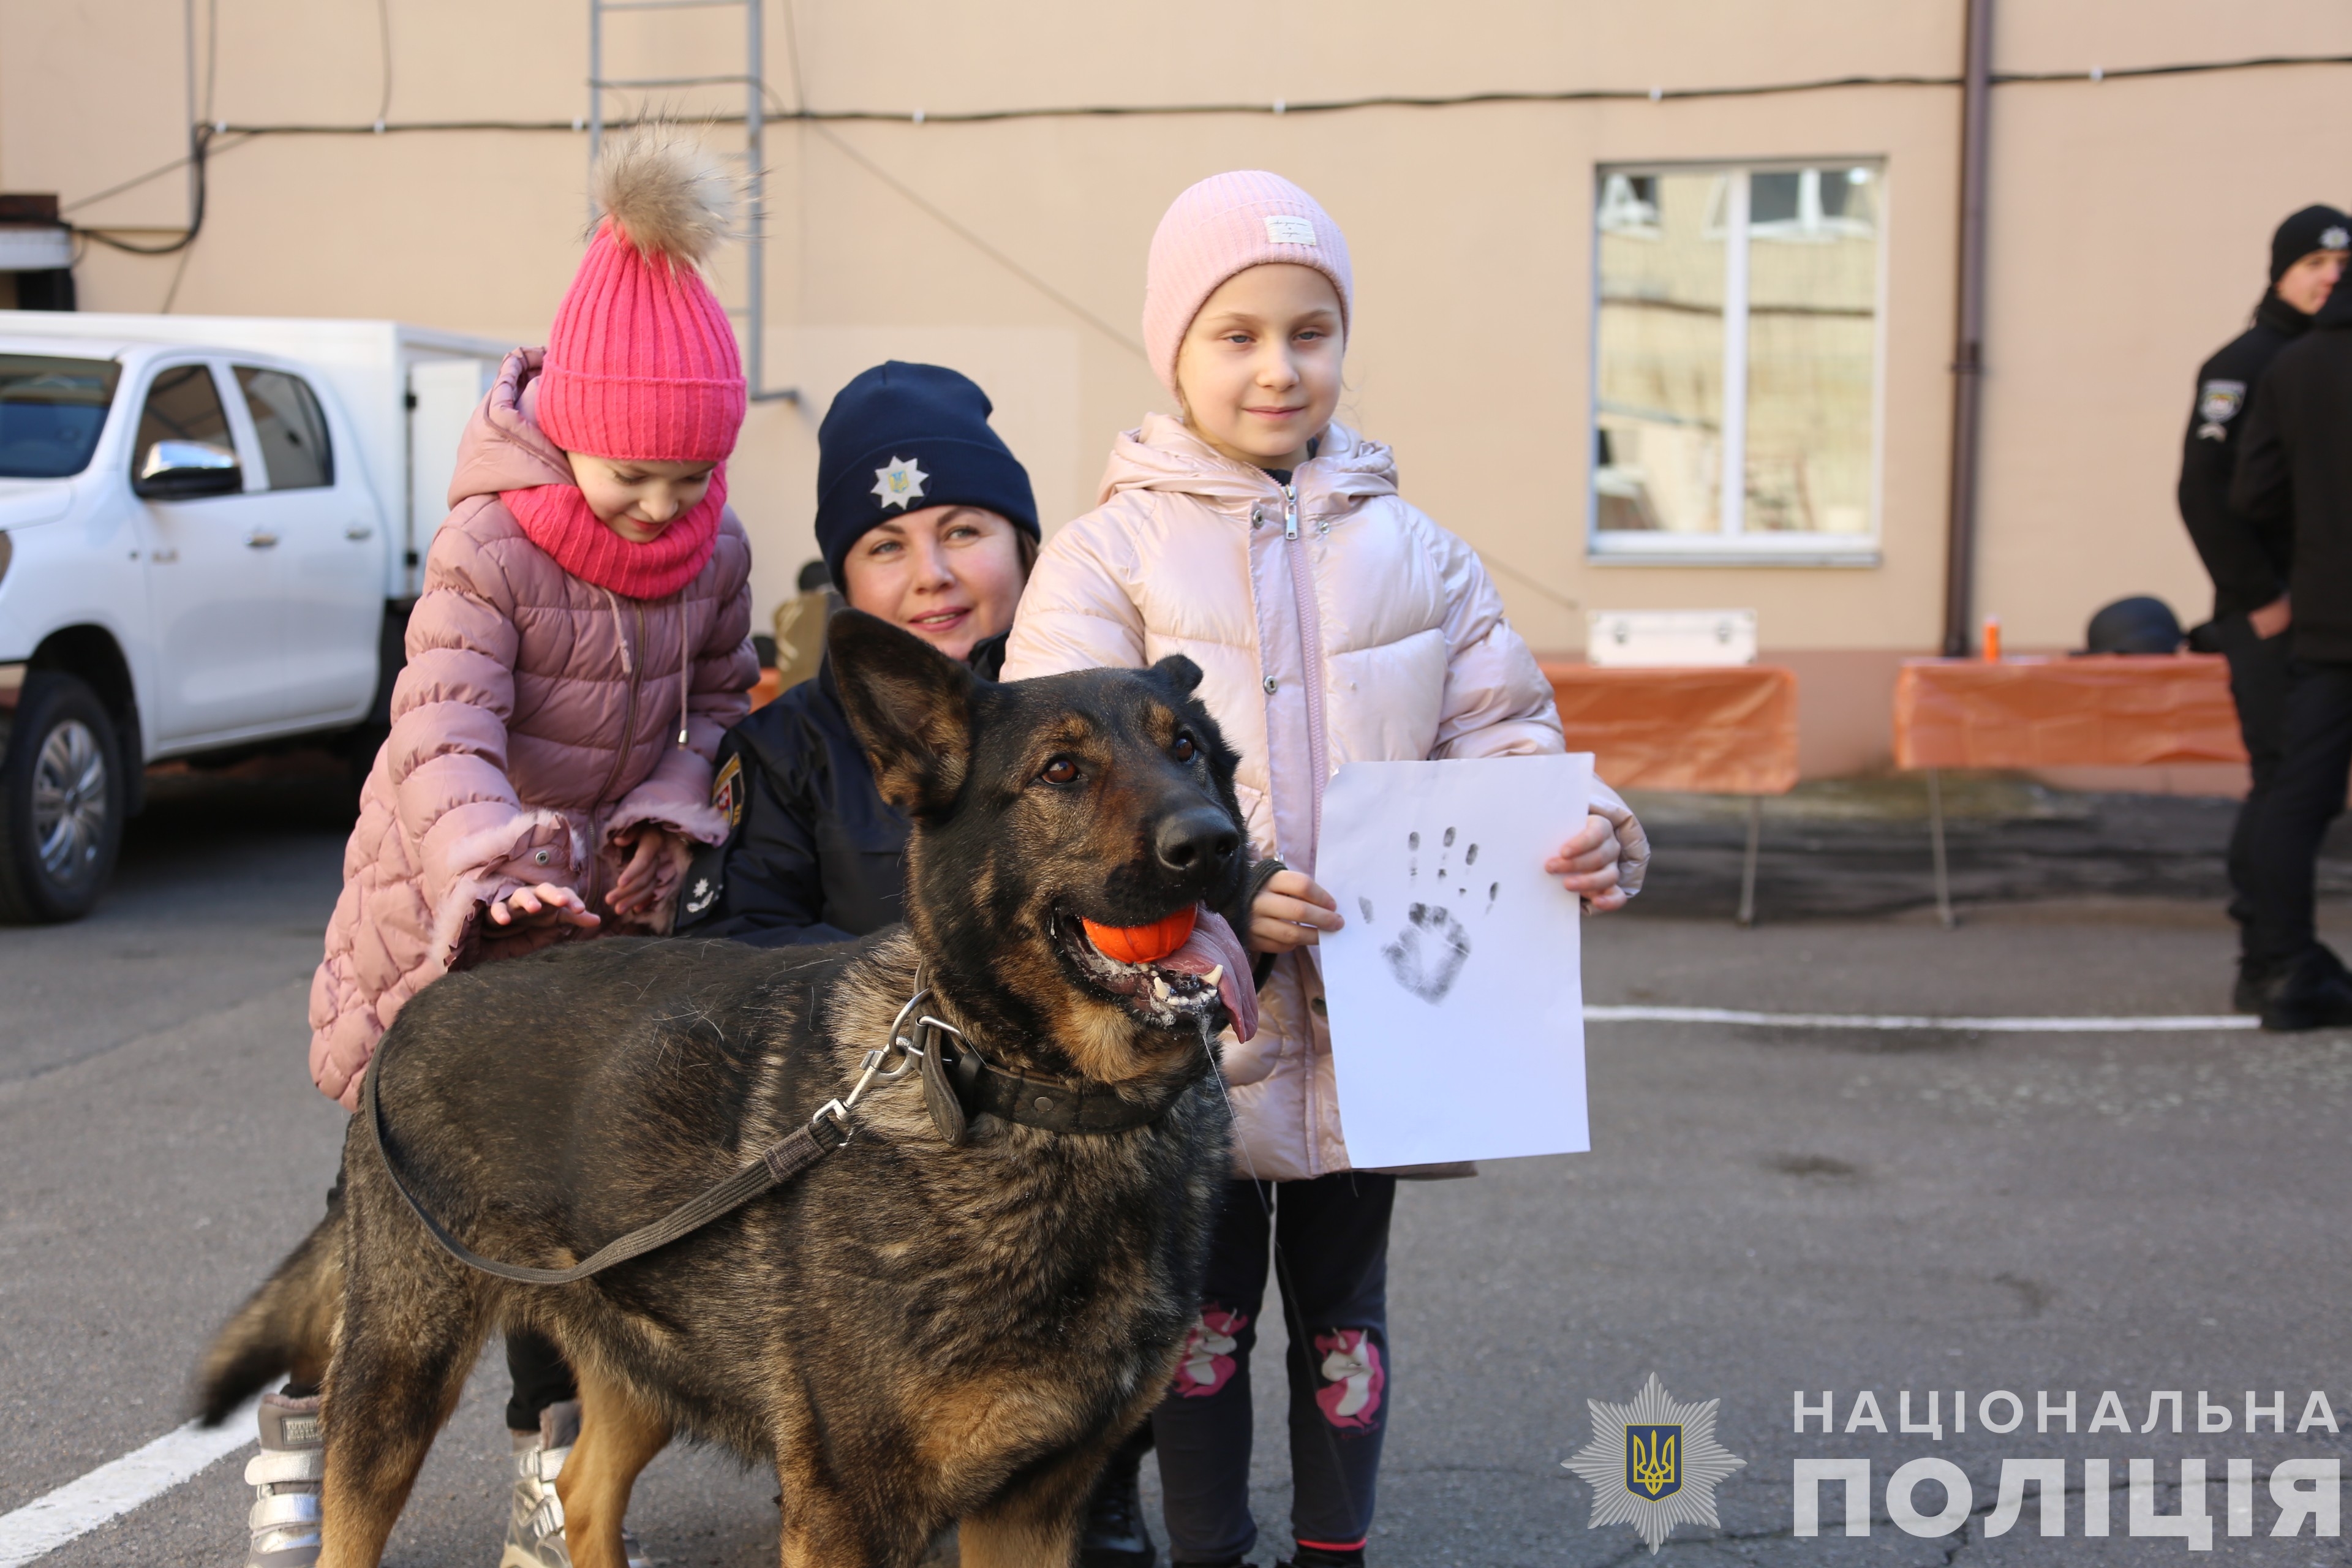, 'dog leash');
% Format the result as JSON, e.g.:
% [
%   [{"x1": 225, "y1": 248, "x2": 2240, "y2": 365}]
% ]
[
  {"x1": 359, "y1": 1033, "x2": 857, "y2": 1287},
  {"x1": 361, "y1": 967, "x2": 1208, "y2": 1285}
]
